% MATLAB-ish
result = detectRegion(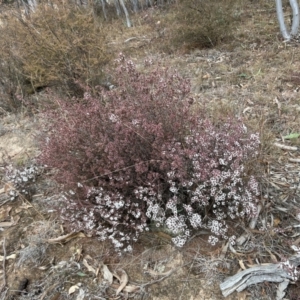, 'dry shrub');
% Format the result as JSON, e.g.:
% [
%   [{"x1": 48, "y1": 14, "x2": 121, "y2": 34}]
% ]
[
  {"x1": 18, "y1": 221, "x2": 60, "y2": 267},
  {"x1": 170, "y1": 0, "x2": 242, "y2": 50},
  {"x1": 0, "y1": 1, "x2": 111, "y2": 111}
]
